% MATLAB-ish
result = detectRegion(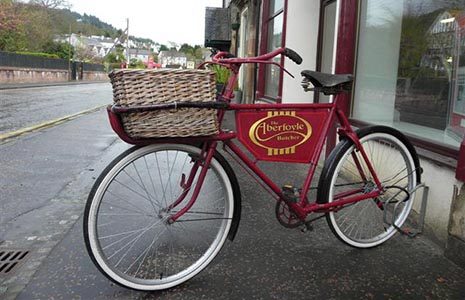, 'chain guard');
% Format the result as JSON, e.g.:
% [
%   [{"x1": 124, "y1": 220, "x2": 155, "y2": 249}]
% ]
[{"x1": 275, "y1": 200, "x2": 303, "y2": 228}]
